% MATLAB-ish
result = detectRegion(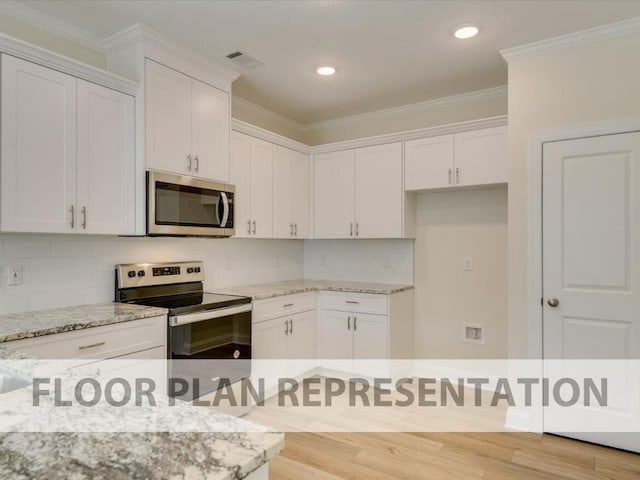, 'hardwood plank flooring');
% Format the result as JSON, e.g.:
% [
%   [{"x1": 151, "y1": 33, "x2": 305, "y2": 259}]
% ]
[{"x1": 270, "y1": 433, "x2": 640, "y2": 480}]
